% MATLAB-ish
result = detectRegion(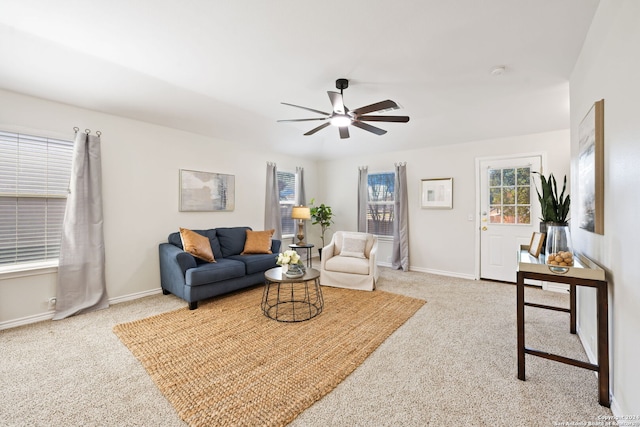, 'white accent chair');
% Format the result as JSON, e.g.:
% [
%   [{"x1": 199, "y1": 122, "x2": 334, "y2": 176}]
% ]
[{"x1": 320, "y1": 231, "x2": 379, "y2": 291}]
